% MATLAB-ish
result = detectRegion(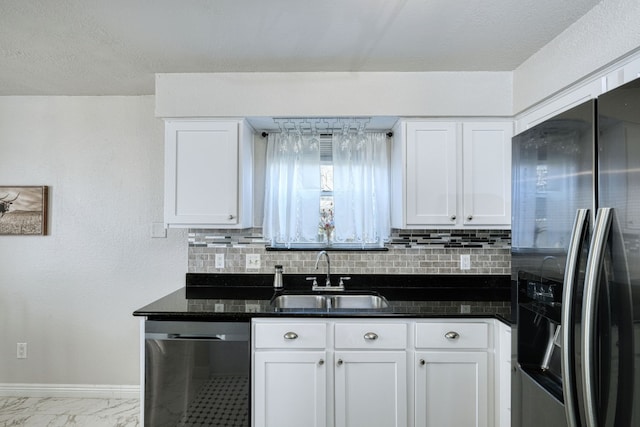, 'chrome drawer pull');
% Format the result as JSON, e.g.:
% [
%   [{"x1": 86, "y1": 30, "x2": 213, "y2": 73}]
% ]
[
  {"x1": 364, "y1": 332, "x2": 379, "y2": 341},
  {"x1": 420, "y1": 359, "x2": 426, "y2": 366},
  {"x1": 445, "y1": 331, "x2": 460, "y2": 340},
  {"x1": 283, "y1": 332, "x2": 298, "y2": 340},
  {"x1": 319, "y1": 359, "x2": 325, "y2": 366},
  {"x1": 337, "y1": 359, "x2": 343, "y2": 366}
]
